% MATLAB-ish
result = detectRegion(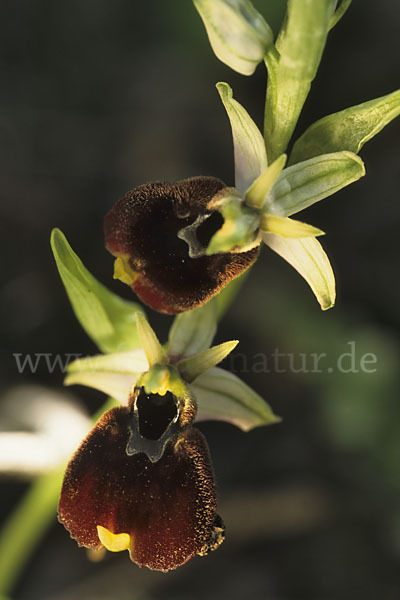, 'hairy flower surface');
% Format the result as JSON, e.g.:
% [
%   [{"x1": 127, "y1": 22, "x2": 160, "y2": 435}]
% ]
[
  {"x1": 58, "y1": 399, "x2": 223, "y2": 571},
  {"x1": 104, "y1": 176, "x2": 258, "y2": 314},
  {"x1": 57, "y1": 315, "x2": 263, "y2": 571}
]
